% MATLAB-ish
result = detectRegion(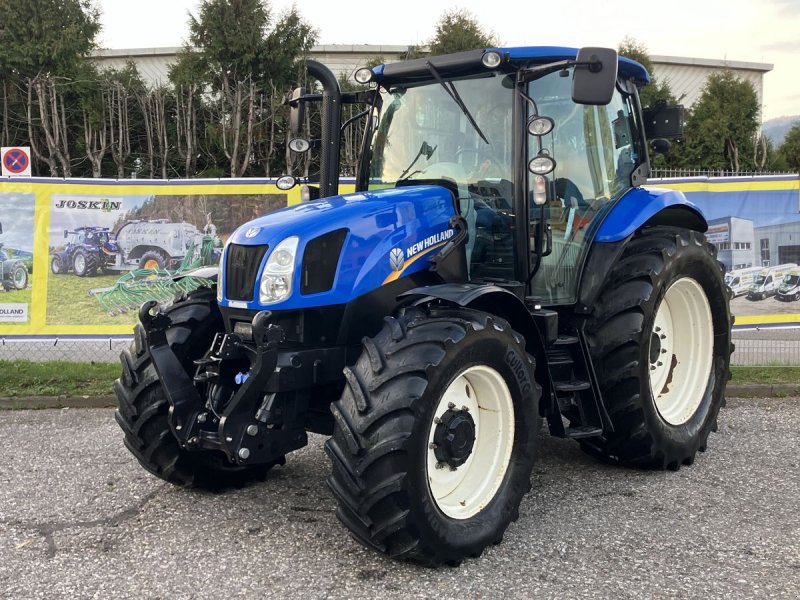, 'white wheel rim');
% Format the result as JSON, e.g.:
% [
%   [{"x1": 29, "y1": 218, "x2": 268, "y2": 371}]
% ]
[
  {"x1": 14, "y1": 268, "x2": 25, "y2": 287},
  {"x1": 649, "y1": 277, "x2": 714, "y2": 426},
  {"x1": 75, "y1": 255, "x2": 84, "y2": 272},
  {"x1": 426, "y1": 365, "x2": 515, "y2": 520}
]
